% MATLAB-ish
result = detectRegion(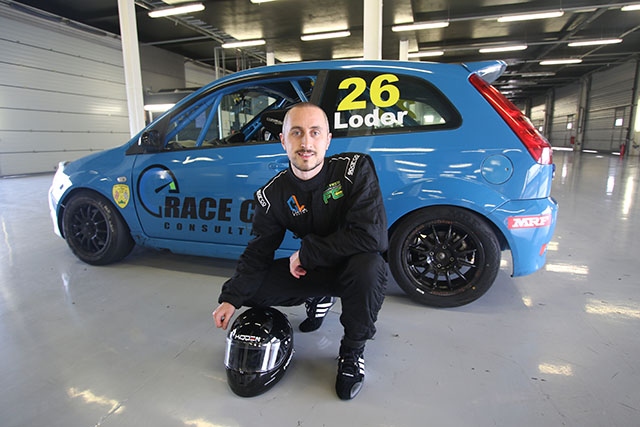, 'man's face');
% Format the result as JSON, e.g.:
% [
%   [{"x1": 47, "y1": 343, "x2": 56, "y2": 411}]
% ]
[{"x1": 280, "y1": 105, "x2": 332, "y2": 180}]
